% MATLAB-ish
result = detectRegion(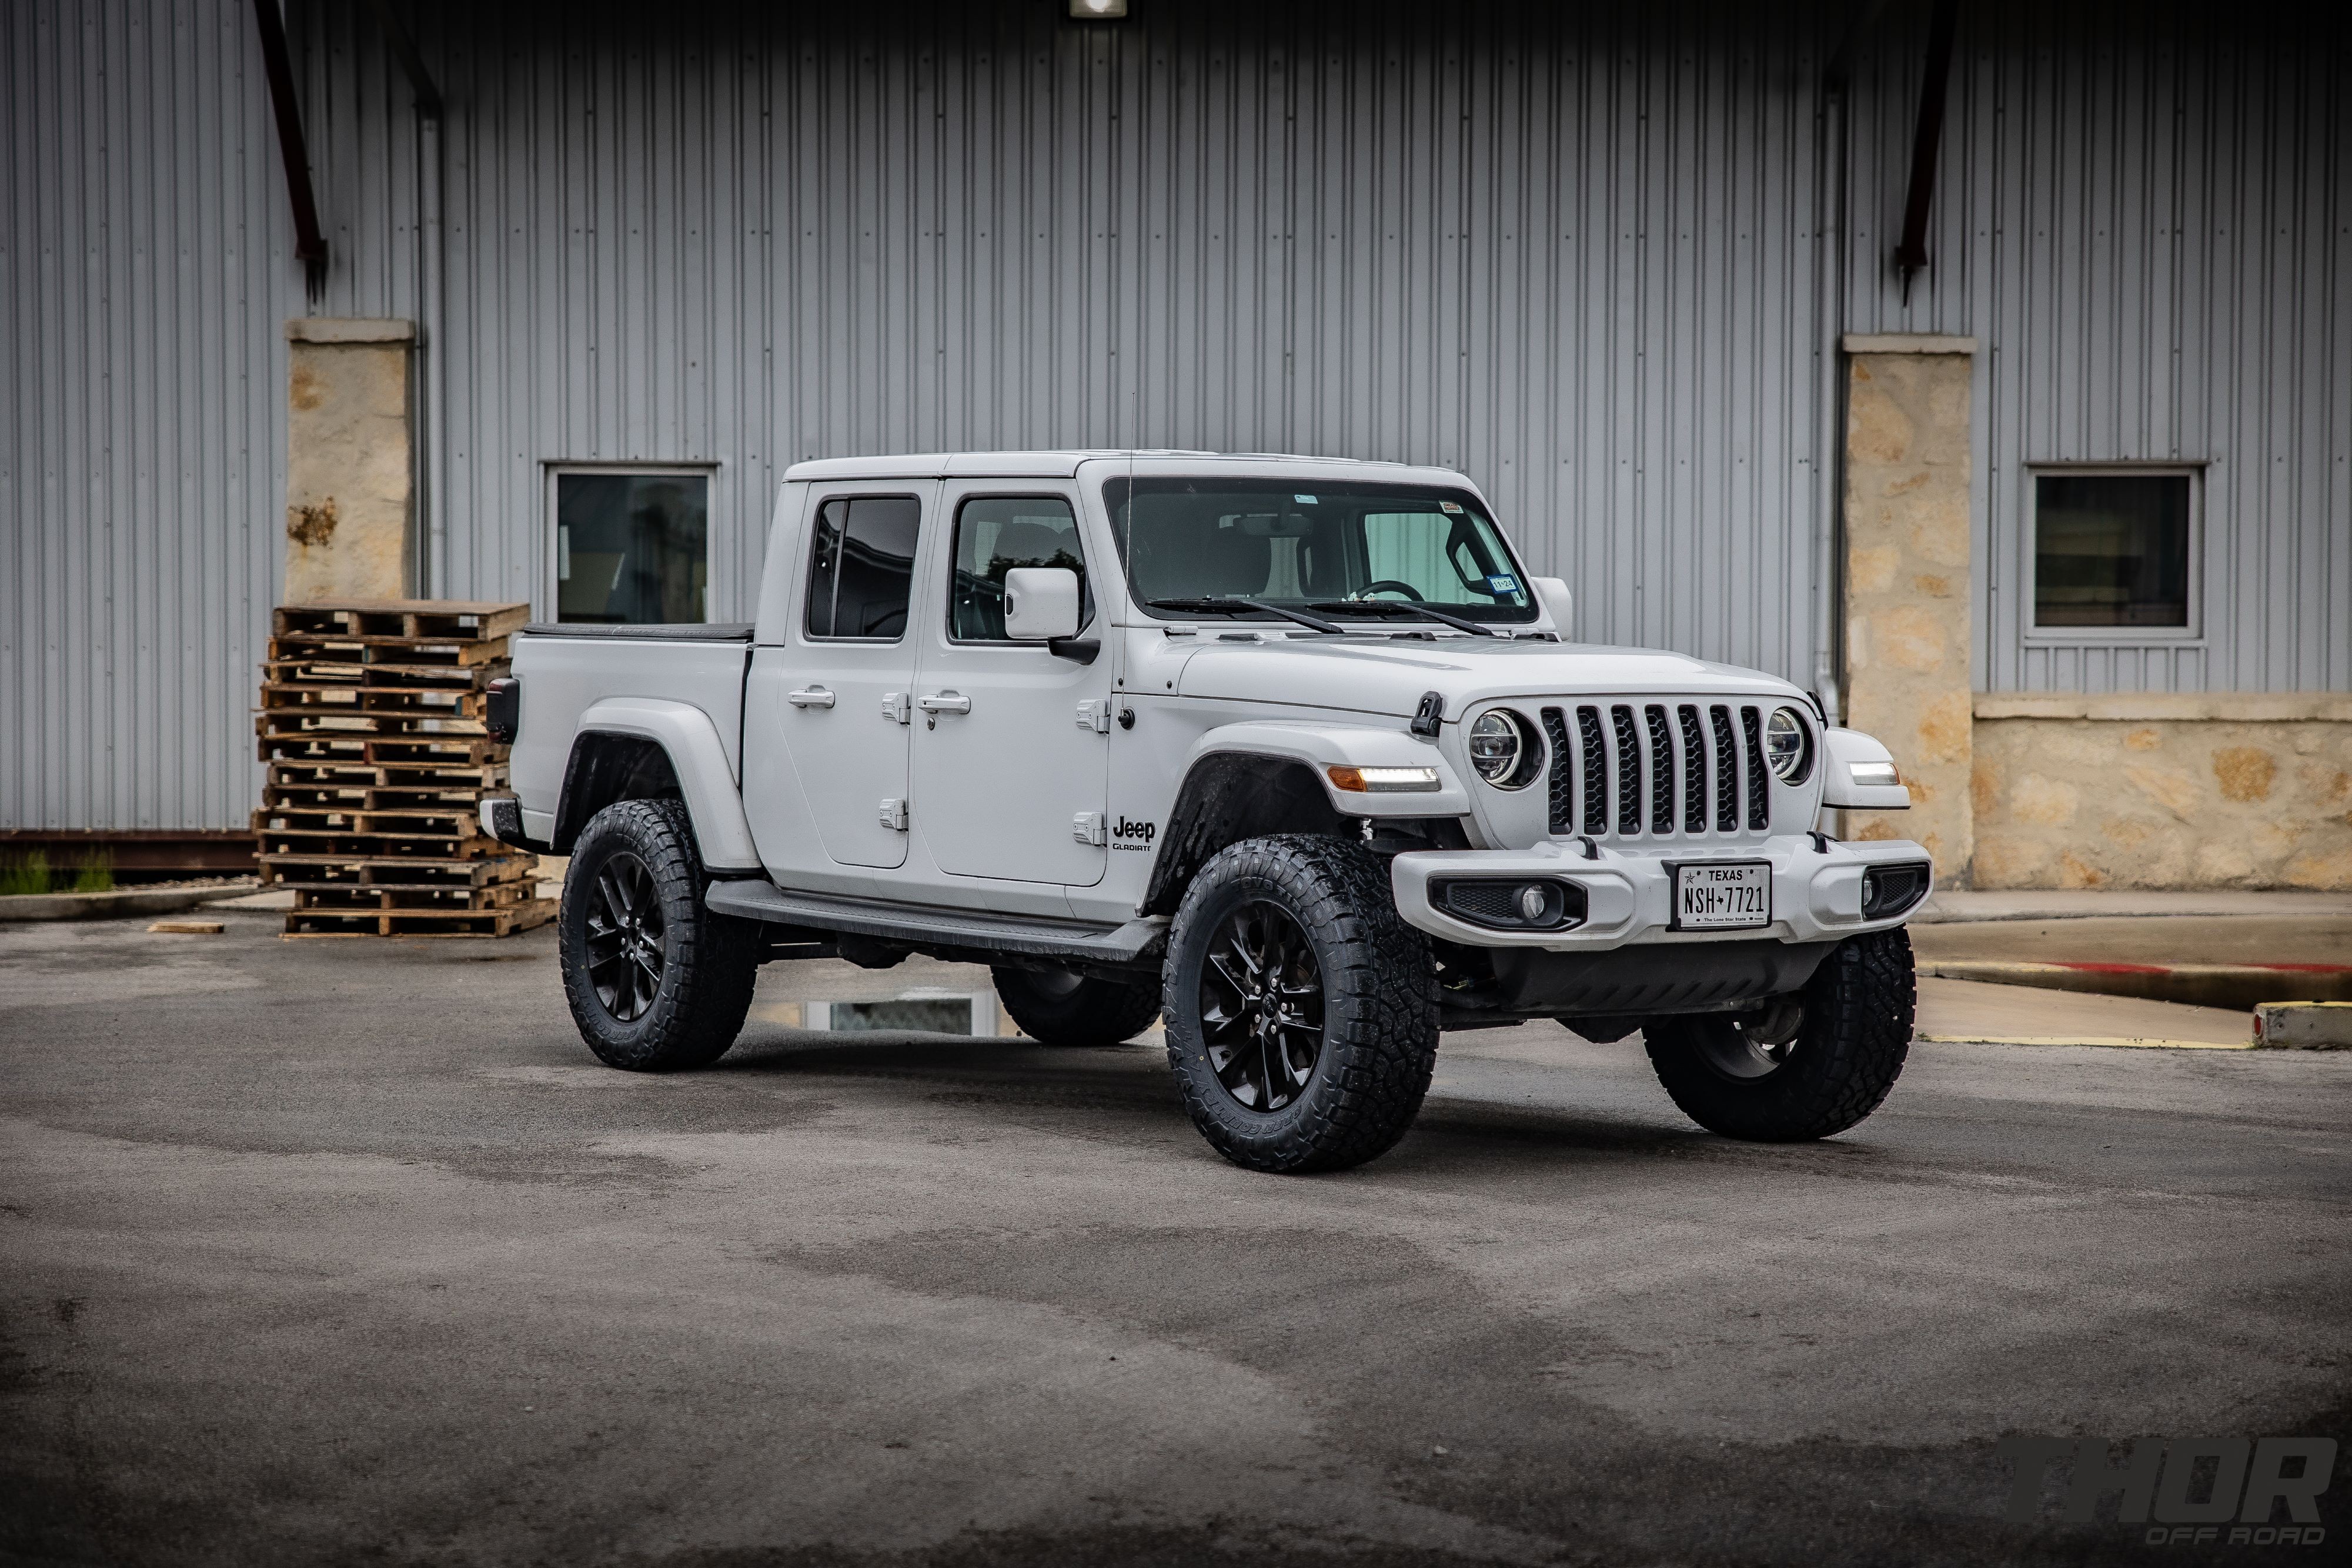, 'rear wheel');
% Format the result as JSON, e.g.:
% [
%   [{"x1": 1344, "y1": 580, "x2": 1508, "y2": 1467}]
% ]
[
  {"x1": 1643, "y1": 927, "x2": 1915, "y2": 1141},
  {"x1": 991, "y1": 965, "x2": 1162, "y2": 1047},
  {"x1": 1163, "y1": 835, "x2": 1438, "y2": 1174},
  {"x1": 559, "y1": 799, "x2": 759, "y2": 1071}
]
